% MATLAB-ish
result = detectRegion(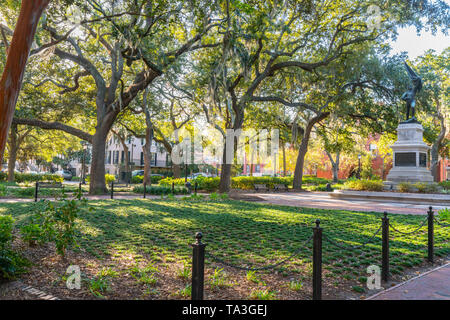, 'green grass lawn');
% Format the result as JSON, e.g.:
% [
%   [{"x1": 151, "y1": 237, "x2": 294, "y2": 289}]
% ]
[{"x1": 1, "y1": 198, "x2": 448, "y2": 284}]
